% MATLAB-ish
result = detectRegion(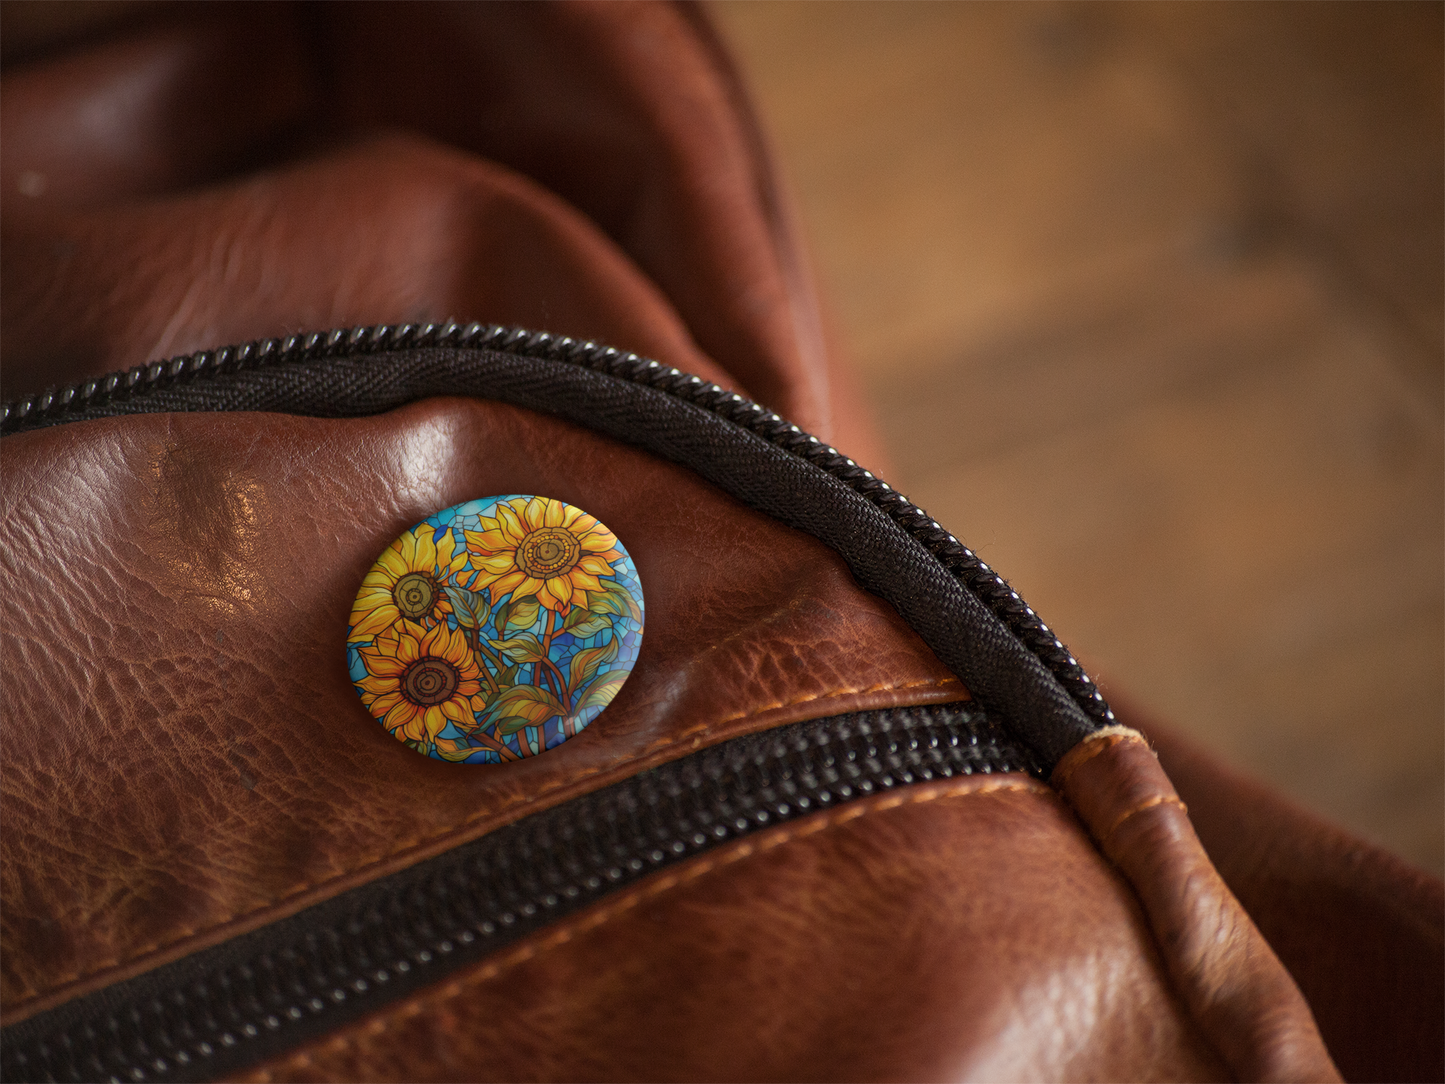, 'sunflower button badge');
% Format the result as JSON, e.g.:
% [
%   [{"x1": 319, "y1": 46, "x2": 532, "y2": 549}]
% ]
[{"x1": 348, "y1": 496, "x2": 643, "y2": 763}]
